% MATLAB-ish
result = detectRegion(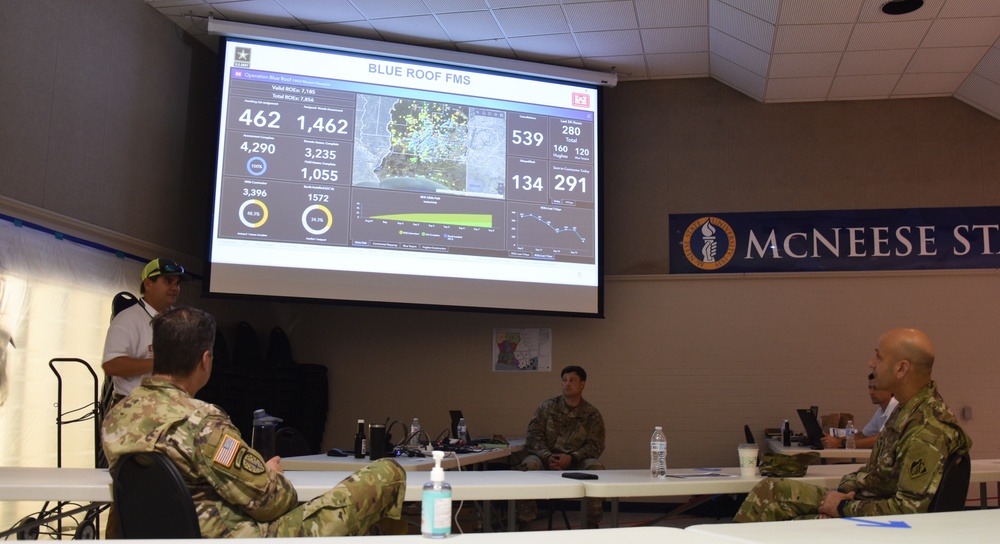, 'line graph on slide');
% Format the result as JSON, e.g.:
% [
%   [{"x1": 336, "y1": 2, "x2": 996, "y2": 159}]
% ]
[
  {"x1": 509, "y1": 203, "x2": 595, "y2": 258},
  {"x1": 518, "y1": 212, "x2": 586, "y2": 243}
]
